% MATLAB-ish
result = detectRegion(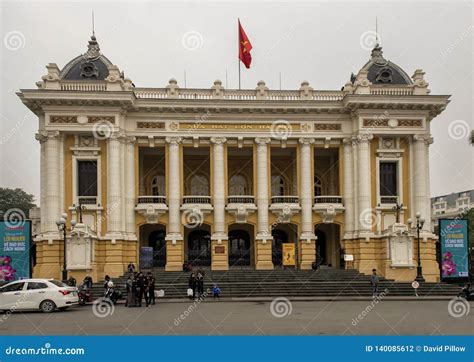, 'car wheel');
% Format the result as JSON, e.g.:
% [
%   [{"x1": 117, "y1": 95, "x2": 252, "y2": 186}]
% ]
[{"x1": 39, "y1": 300, "x2": 56, "y2": 313}]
